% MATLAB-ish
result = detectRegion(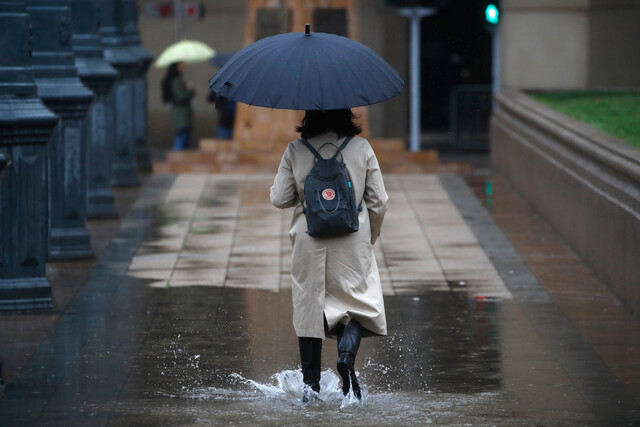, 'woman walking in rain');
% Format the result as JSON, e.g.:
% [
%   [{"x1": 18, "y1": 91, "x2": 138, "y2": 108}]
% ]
[
  {"x1": 209, "y1": 25, "x2": 403, "y2": 403},
  {"x1": 161, "y1": 62, "x2": 196, "y2": 150},
  {"x1": 270, "y1": 109, "x2": 388, "y2": 402}
]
